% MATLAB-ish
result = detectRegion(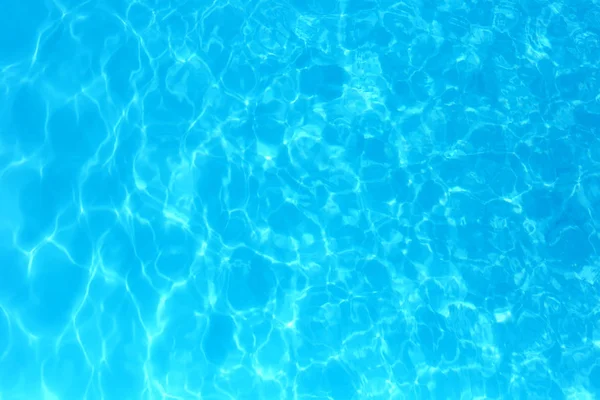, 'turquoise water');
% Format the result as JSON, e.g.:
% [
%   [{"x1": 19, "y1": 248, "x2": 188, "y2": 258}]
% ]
[{"x1": 1, "y1": 0, "x2": 600, "y2": 399}]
